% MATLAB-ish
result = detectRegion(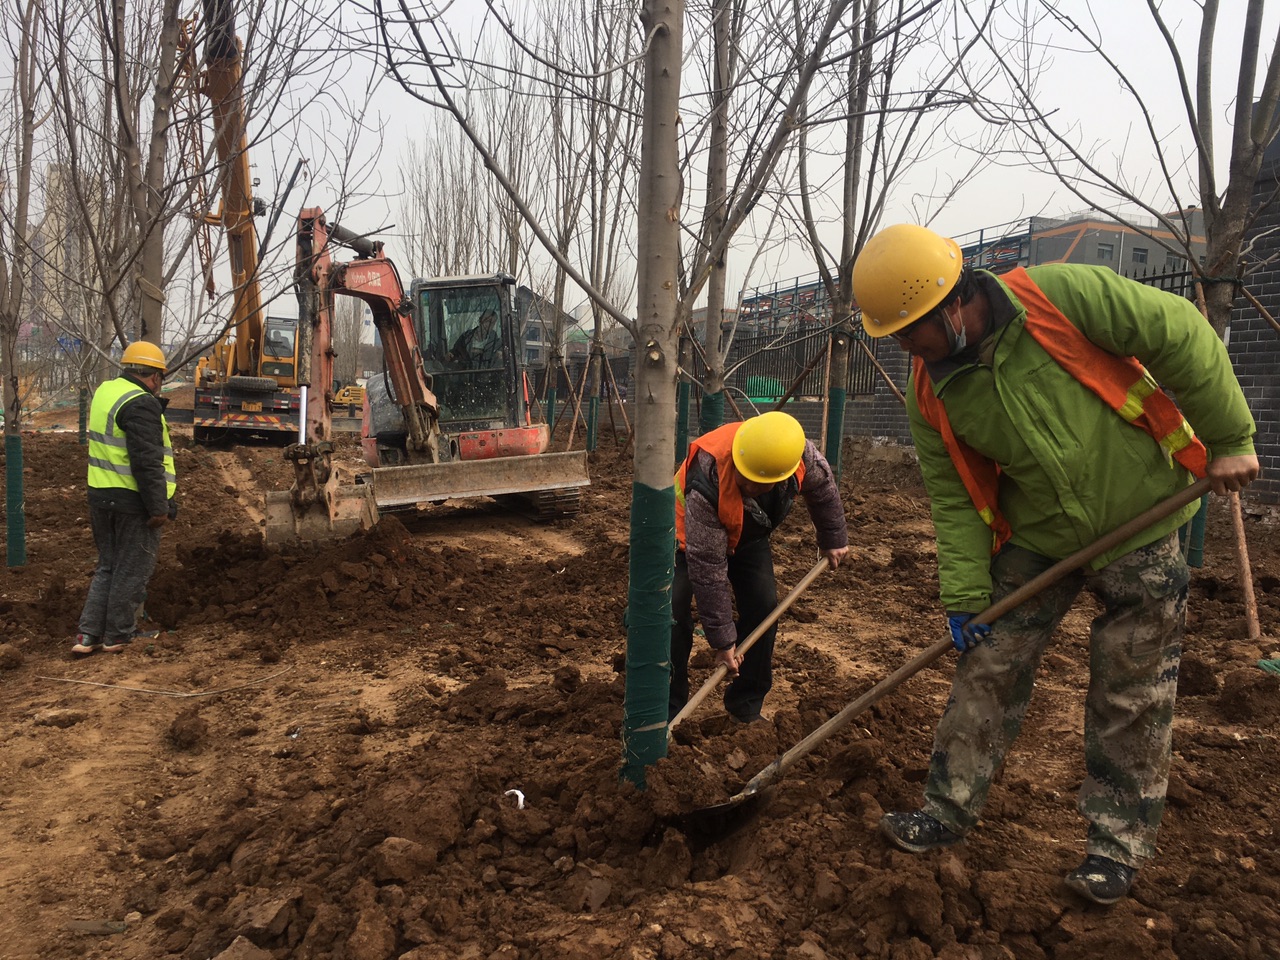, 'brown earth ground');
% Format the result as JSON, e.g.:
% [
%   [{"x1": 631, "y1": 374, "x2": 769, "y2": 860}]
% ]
[{"x1": 1, "y1": 412, "x2": 1278, "y2": 960}]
